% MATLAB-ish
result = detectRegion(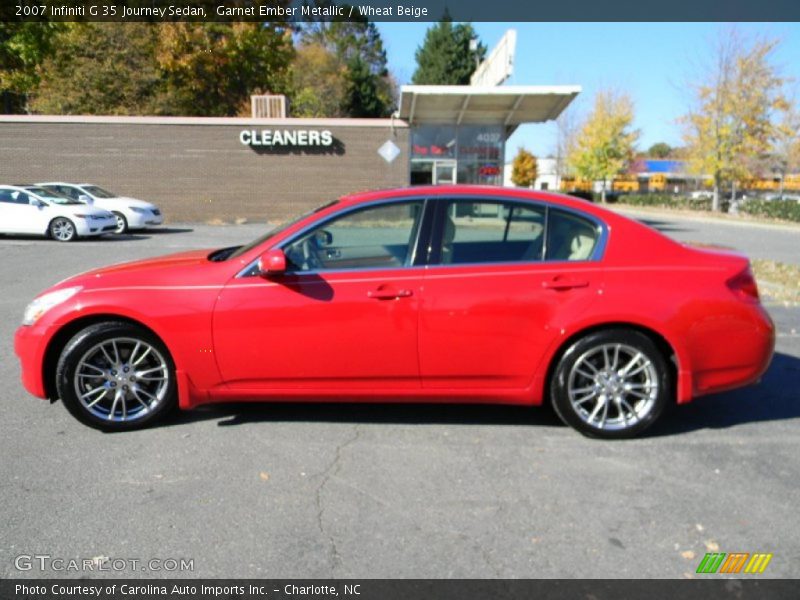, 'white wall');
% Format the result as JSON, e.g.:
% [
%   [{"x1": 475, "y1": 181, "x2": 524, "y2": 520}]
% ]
[{"x1": 504, "y1": 157, "x2": 560, "y2": 191}]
